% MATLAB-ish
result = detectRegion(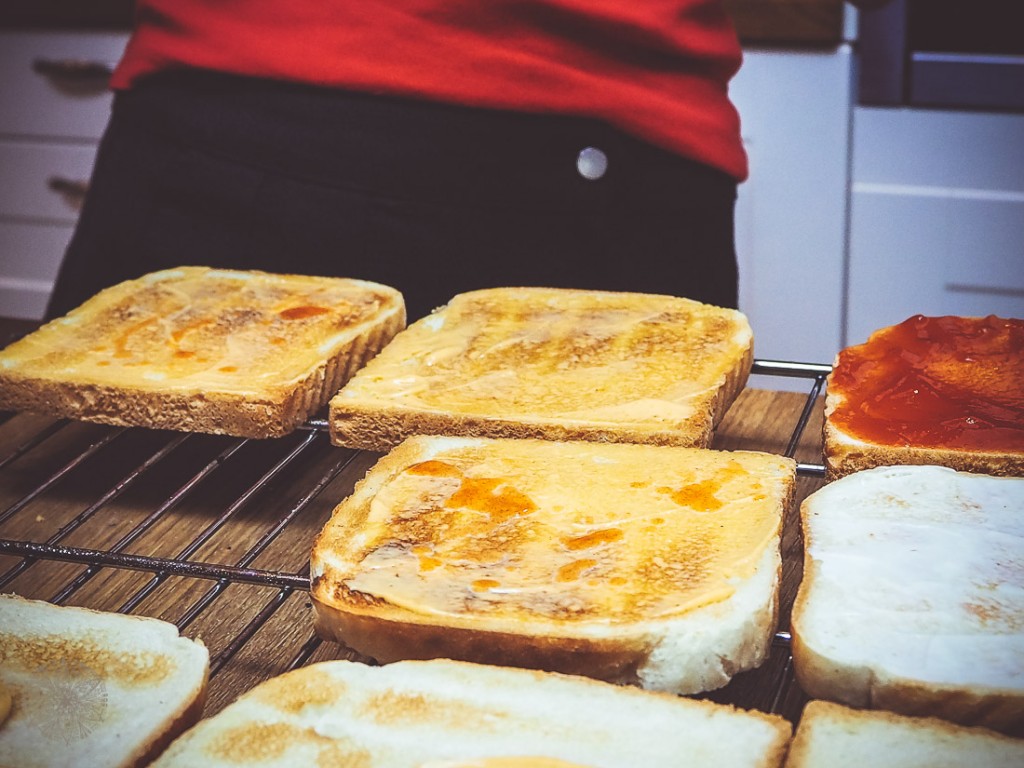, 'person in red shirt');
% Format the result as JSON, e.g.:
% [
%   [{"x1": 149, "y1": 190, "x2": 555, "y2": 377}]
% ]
[{"x1": 47, "y1": 1, "x2": 749, "y2": 320}]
